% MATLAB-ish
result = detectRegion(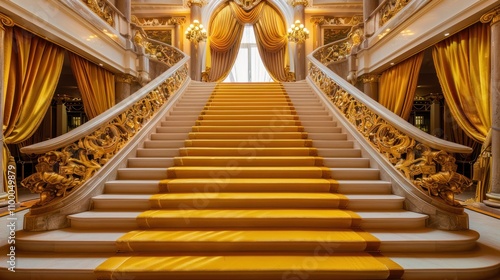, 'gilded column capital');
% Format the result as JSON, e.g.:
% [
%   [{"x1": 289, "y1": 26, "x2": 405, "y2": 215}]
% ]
[
  {"x1": 289, "y1": 0, "x2": 309, "y2": 7},
  {"x1": 186, "y1": 0, "x2": 206, "y2": 8},
  {"x1": 480, "y1": 6, "x2": 500, "y2": 25},
  {"x1": 169, "y1": 17, "x2": 186, "y2": 26},
  {"x1": 361, "y1": 74, "x2": 380, "y2": 84},
  {"x1": 115, "y1": 74, "x2": 135, "y2": 84},
  {"x1": 0, "y1": 13, "x2": 14, "y2": 30},
  {"x1": 310, "y1": 16, "x2": 326, "y2": 26}
]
